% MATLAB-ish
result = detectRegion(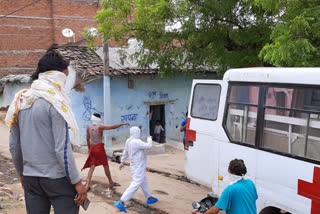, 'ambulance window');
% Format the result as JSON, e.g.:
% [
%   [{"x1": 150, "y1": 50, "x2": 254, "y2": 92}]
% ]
[
  {"x1": 224, "y1": 84, "x2": 259, "y2": 146},
  {"x1": 229, "y1": 85, "x2": 259, "y2": 105},
  {"x1": 191, "y1": 84, "x2": 221, "y2": 120},
  {"x1": 262, "y1": 86, "x2": 320, "y2": 162}
]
